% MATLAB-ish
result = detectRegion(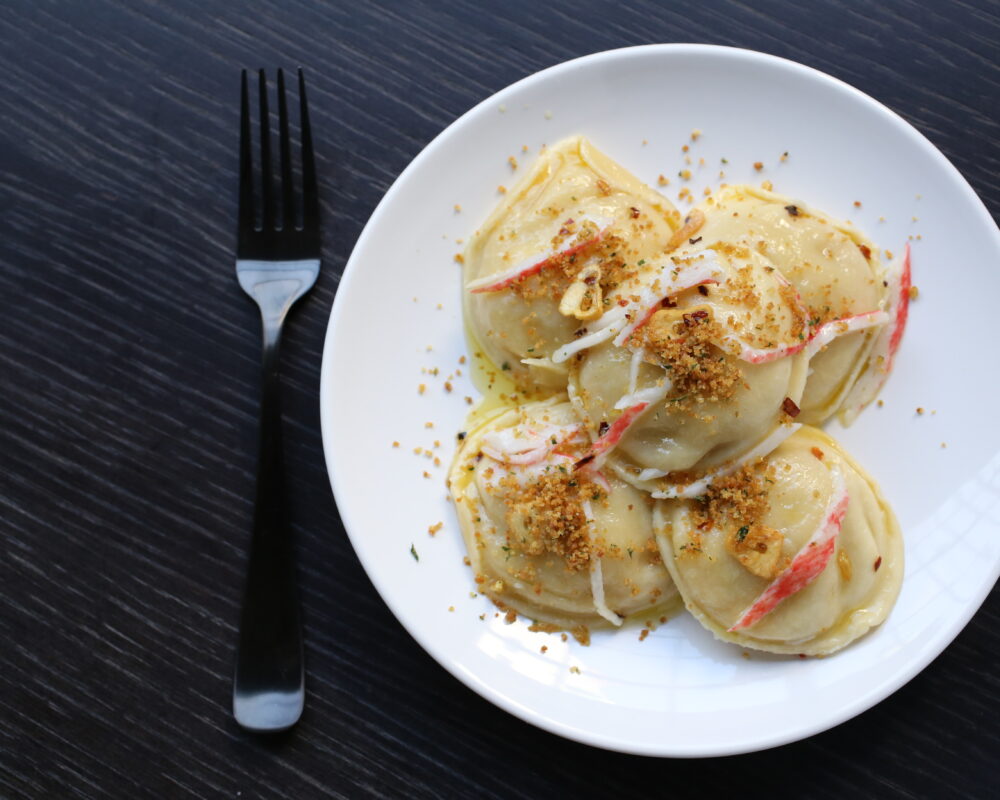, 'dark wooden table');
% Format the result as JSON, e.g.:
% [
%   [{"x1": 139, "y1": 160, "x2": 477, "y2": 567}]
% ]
[{"x1": 2, "y1": 1, "x2": 997, "y2": 797}]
